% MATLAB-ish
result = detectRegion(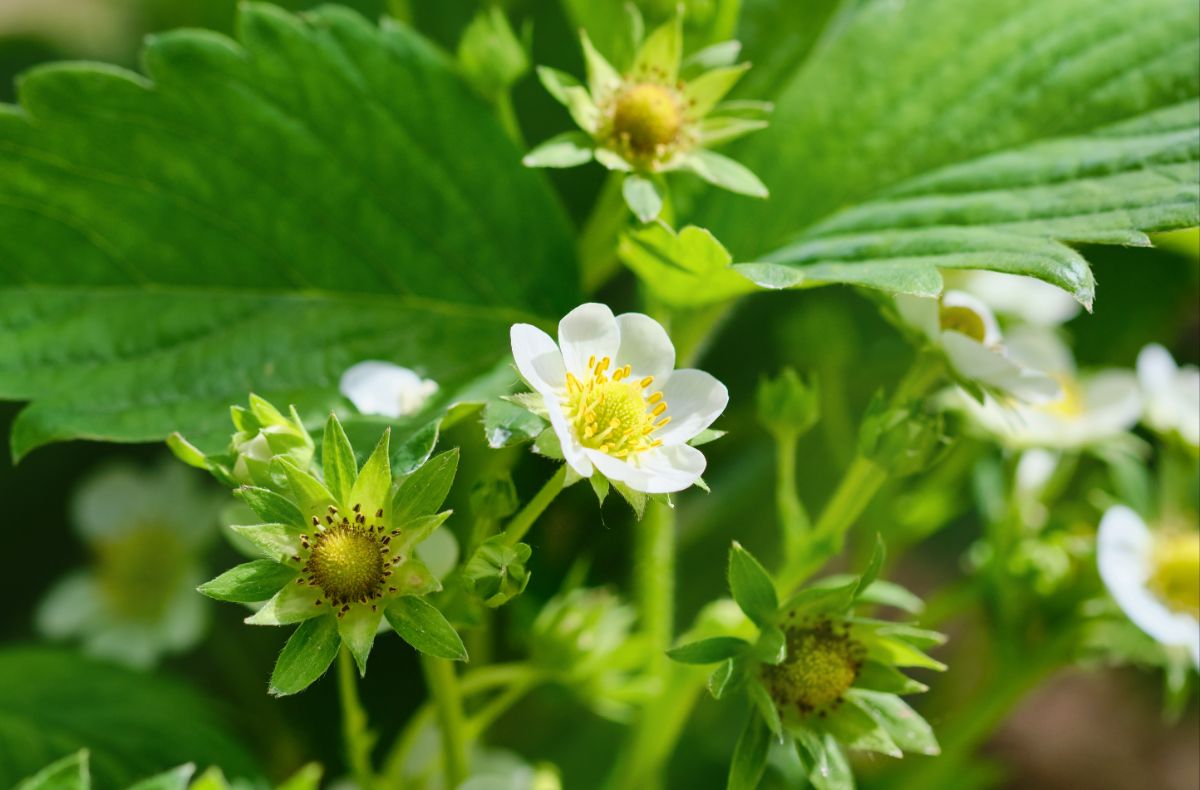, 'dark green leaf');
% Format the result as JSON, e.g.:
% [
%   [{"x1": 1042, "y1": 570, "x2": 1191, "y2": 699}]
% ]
[
  {"x1": 665, "y1": 636, "x2": 750, "y2": 664},
  {"x1": 728, "y1": 542, "x2": 778, "y2": 625},
  {"x1": 198, "y1": 560, "x2": 297, "y2": 603},
  {"x1": 269, "y1": 617, "x2": 341, "y2": 696},
  {"x1": 321, "y1": 413, "x2": 357, "y2": 505},
  {"x1": 385, "y1": 597, "x2": 468, "y2": 661},
  {"x1": 393, "y1": 449, "x2": 460, "y2": 523},
  {"x1": 0, "y1": 648, "x2": 259, "y2": 788},
  {"x1": 727, "y1": 714, "x2": 770, "y2": 790}
]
